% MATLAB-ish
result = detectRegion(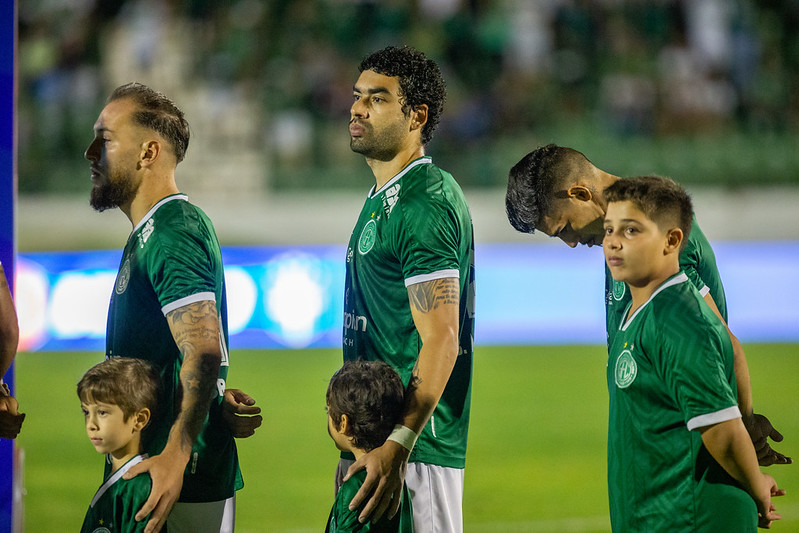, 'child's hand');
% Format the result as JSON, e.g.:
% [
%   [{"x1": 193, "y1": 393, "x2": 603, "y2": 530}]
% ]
[{"x1": 757, "y1": 473, "x2": 785, "y2": 529}]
